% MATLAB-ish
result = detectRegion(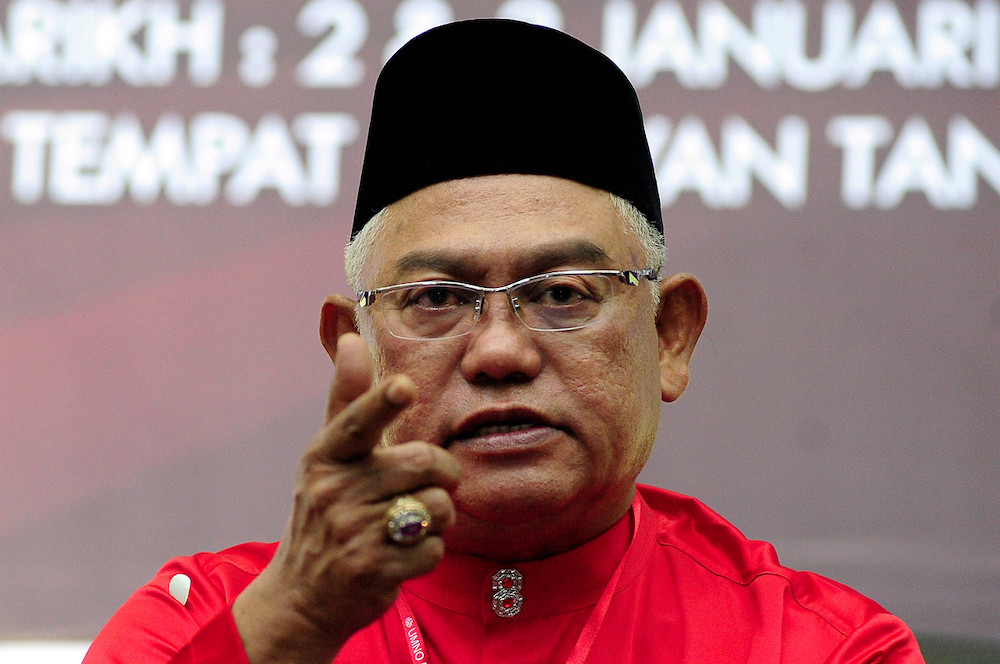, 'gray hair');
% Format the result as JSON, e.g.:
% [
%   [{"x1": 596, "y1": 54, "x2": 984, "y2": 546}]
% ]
[
  {"x1": 345, "y1": 205, "x2": 392, "y2": 293},
  {"x1": 610, "y1": 193, "x2": 666, "y2": 280}
]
